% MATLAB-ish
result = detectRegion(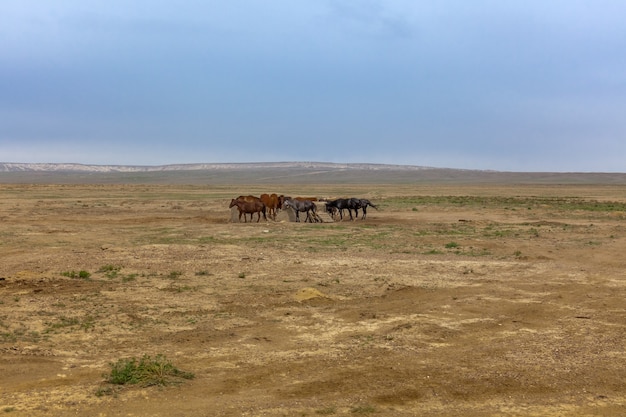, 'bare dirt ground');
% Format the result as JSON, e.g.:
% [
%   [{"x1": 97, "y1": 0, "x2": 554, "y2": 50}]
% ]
[{"x1": 1, "y1": 181, "x2": 626, "y2": 416}]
